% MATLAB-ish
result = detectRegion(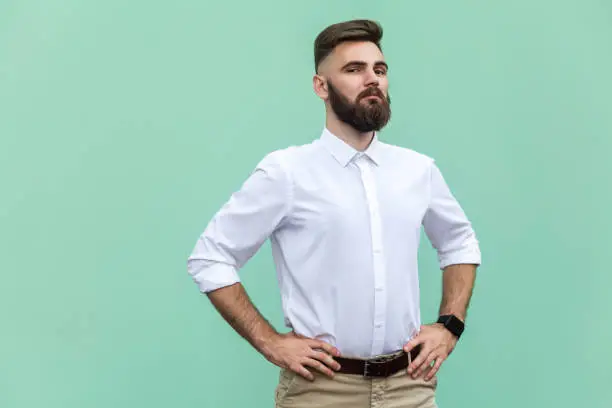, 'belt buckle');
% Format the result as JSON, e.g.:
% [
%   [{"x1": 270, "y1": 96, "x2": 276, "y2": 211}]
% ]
[
  {"x1": 363, "y1": 359, "x2": 387, "y2": 378},
  {"x1": 363, "y1": 360, "x2": 373, "y2": 377}
]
